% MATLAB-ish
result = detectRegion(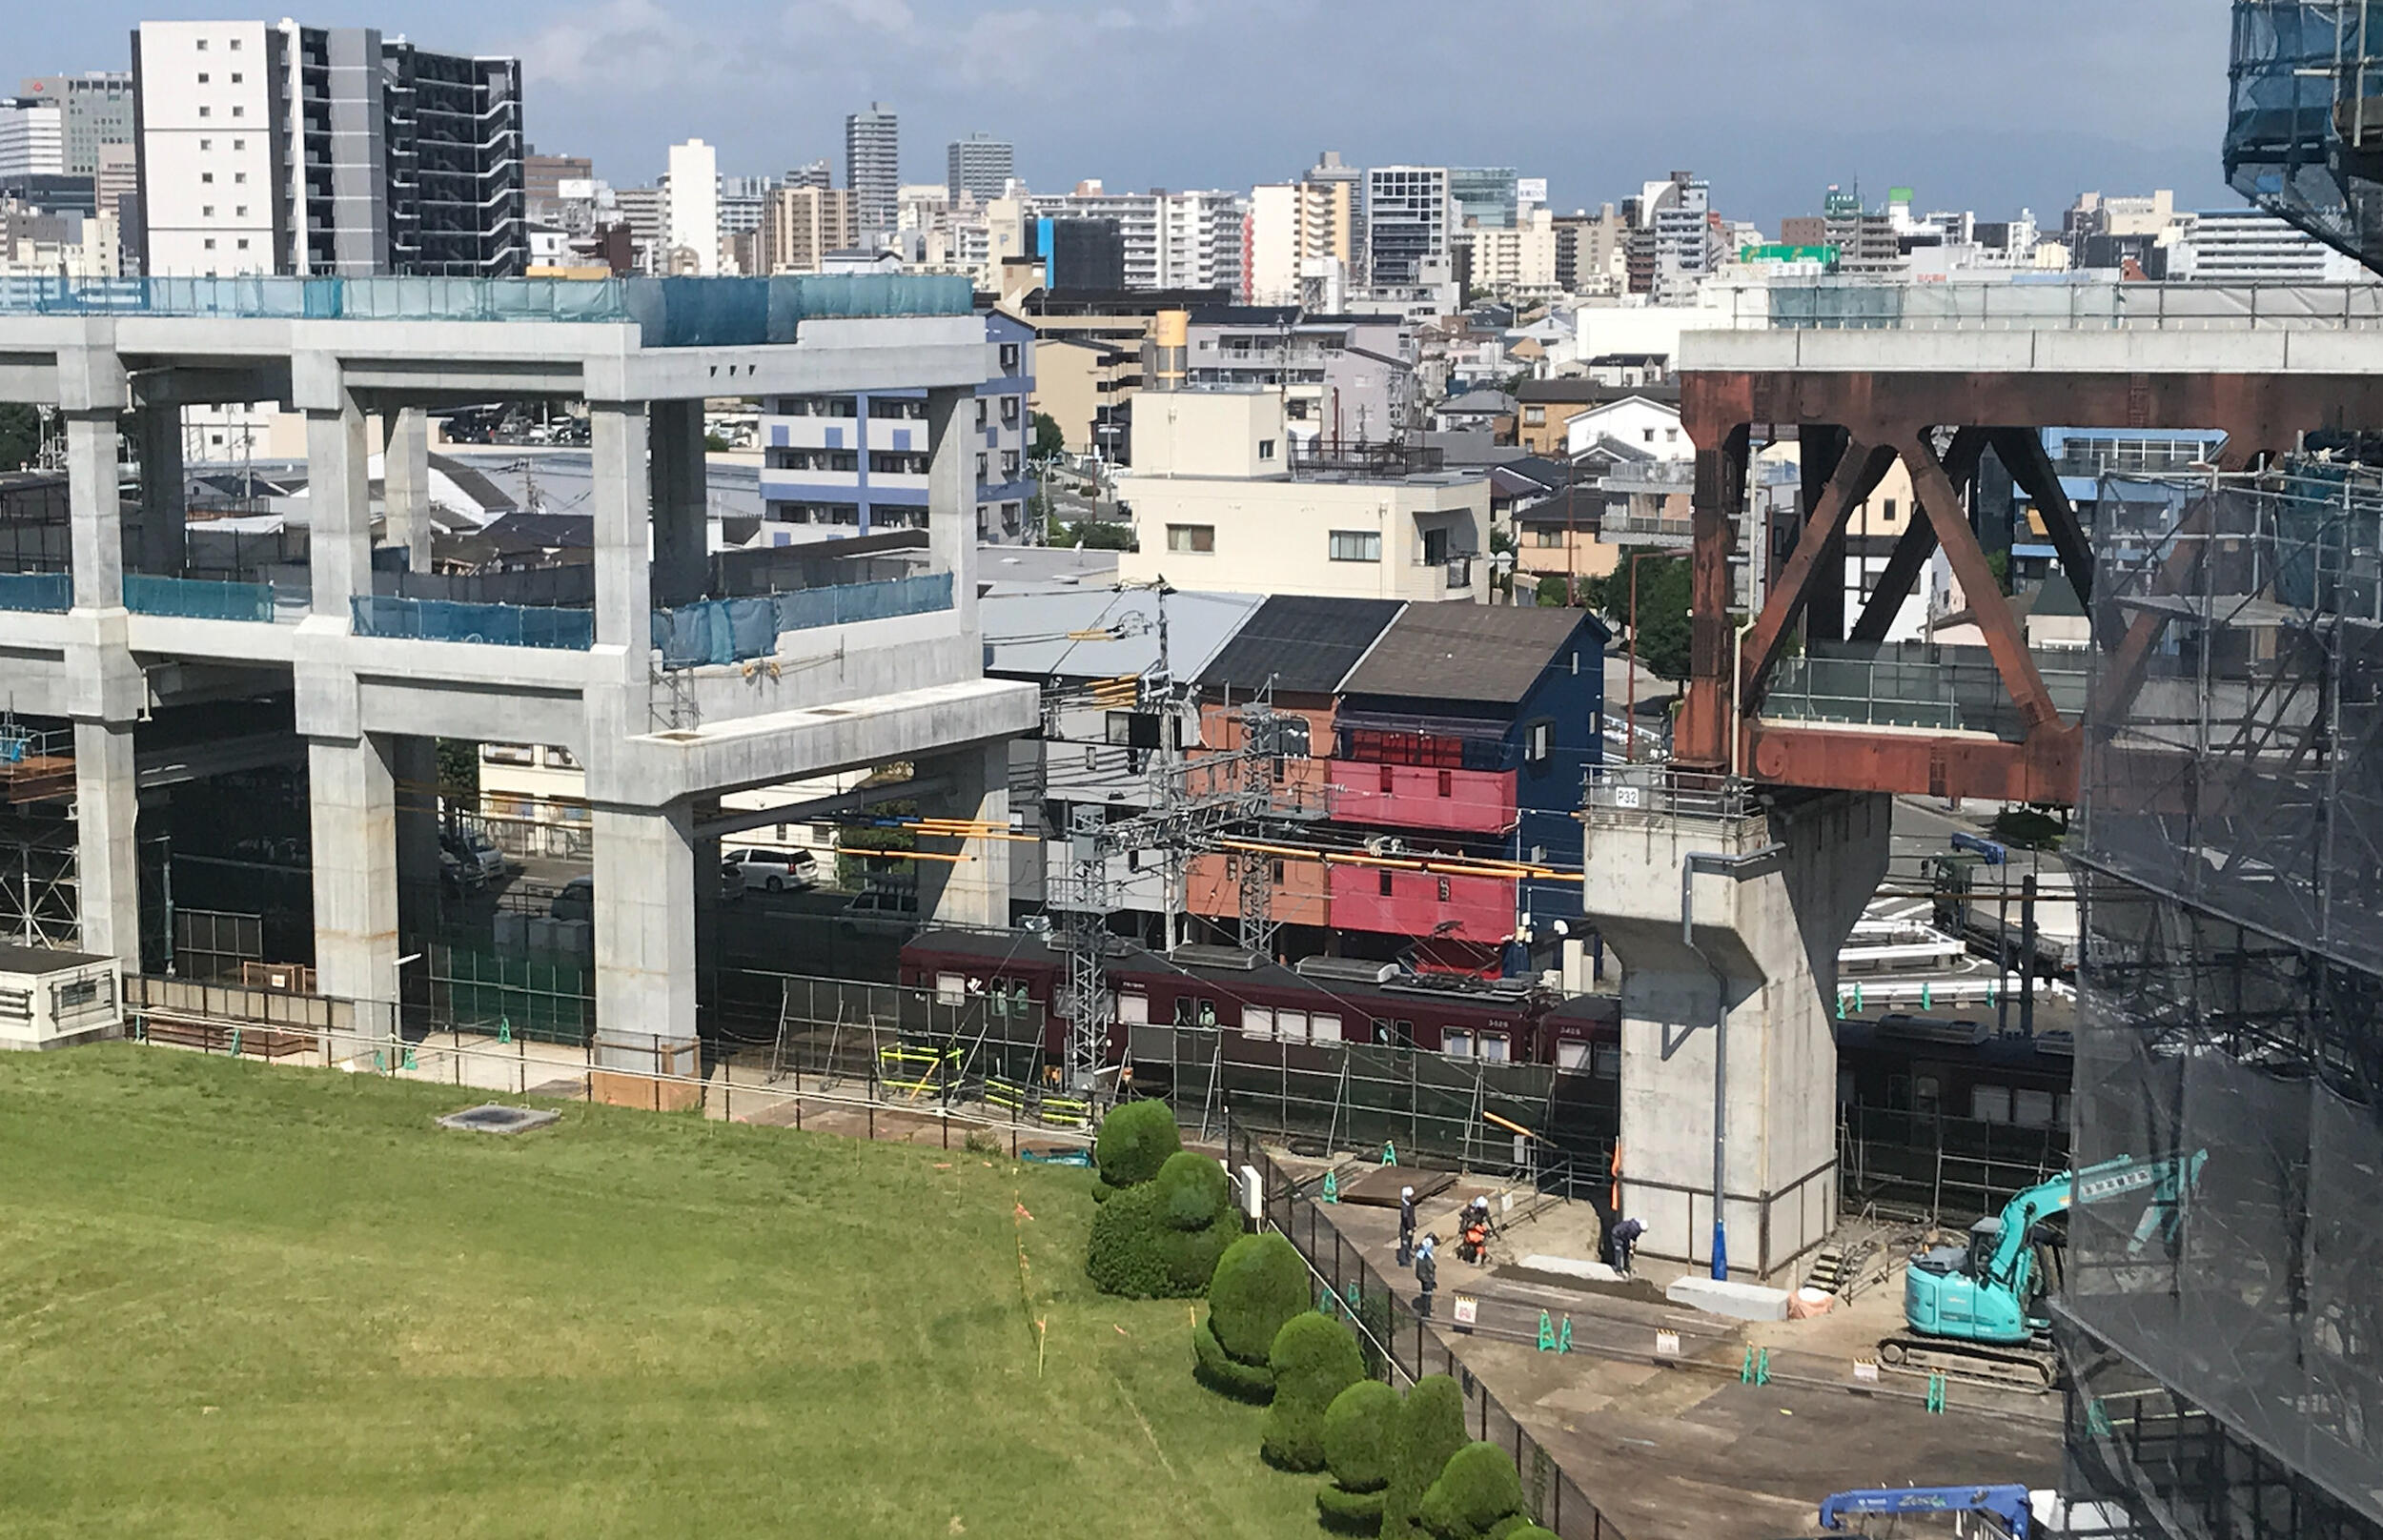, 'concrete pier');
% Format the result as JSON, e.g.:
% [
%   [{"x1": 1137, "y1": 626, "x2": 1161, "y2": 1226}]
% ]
[{"x1": 1584, "y1": 784, "x2": 1889, "y2": 1282}]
